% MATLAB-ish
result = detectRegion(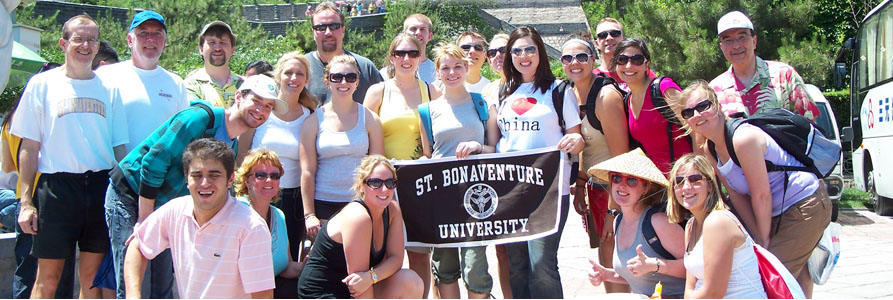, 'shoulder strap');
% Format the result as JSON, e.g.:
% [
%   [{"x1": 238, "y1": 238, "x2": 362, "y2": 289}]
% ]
[
  {"x1": 418, "y1": 102, "x2": 434, "y2": 148},
  {"x1": 649, "y1": 76, "x2": 683, "y2": 126},
  {"x1": 191, "y1": 102, "x2": 216, "y2": 138},
  {"x1": 642, "y1": 205, "x2": 676, "y2": 260},
  {"x1": 471, "y1": 93, "x2": 489, "y2": 122},
  {"x1": 552, "y1": 80, "x2": 569, "y2": 134},
  {"x1": 582, "y1": 75, "x2": 606, "y2": 131}
]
